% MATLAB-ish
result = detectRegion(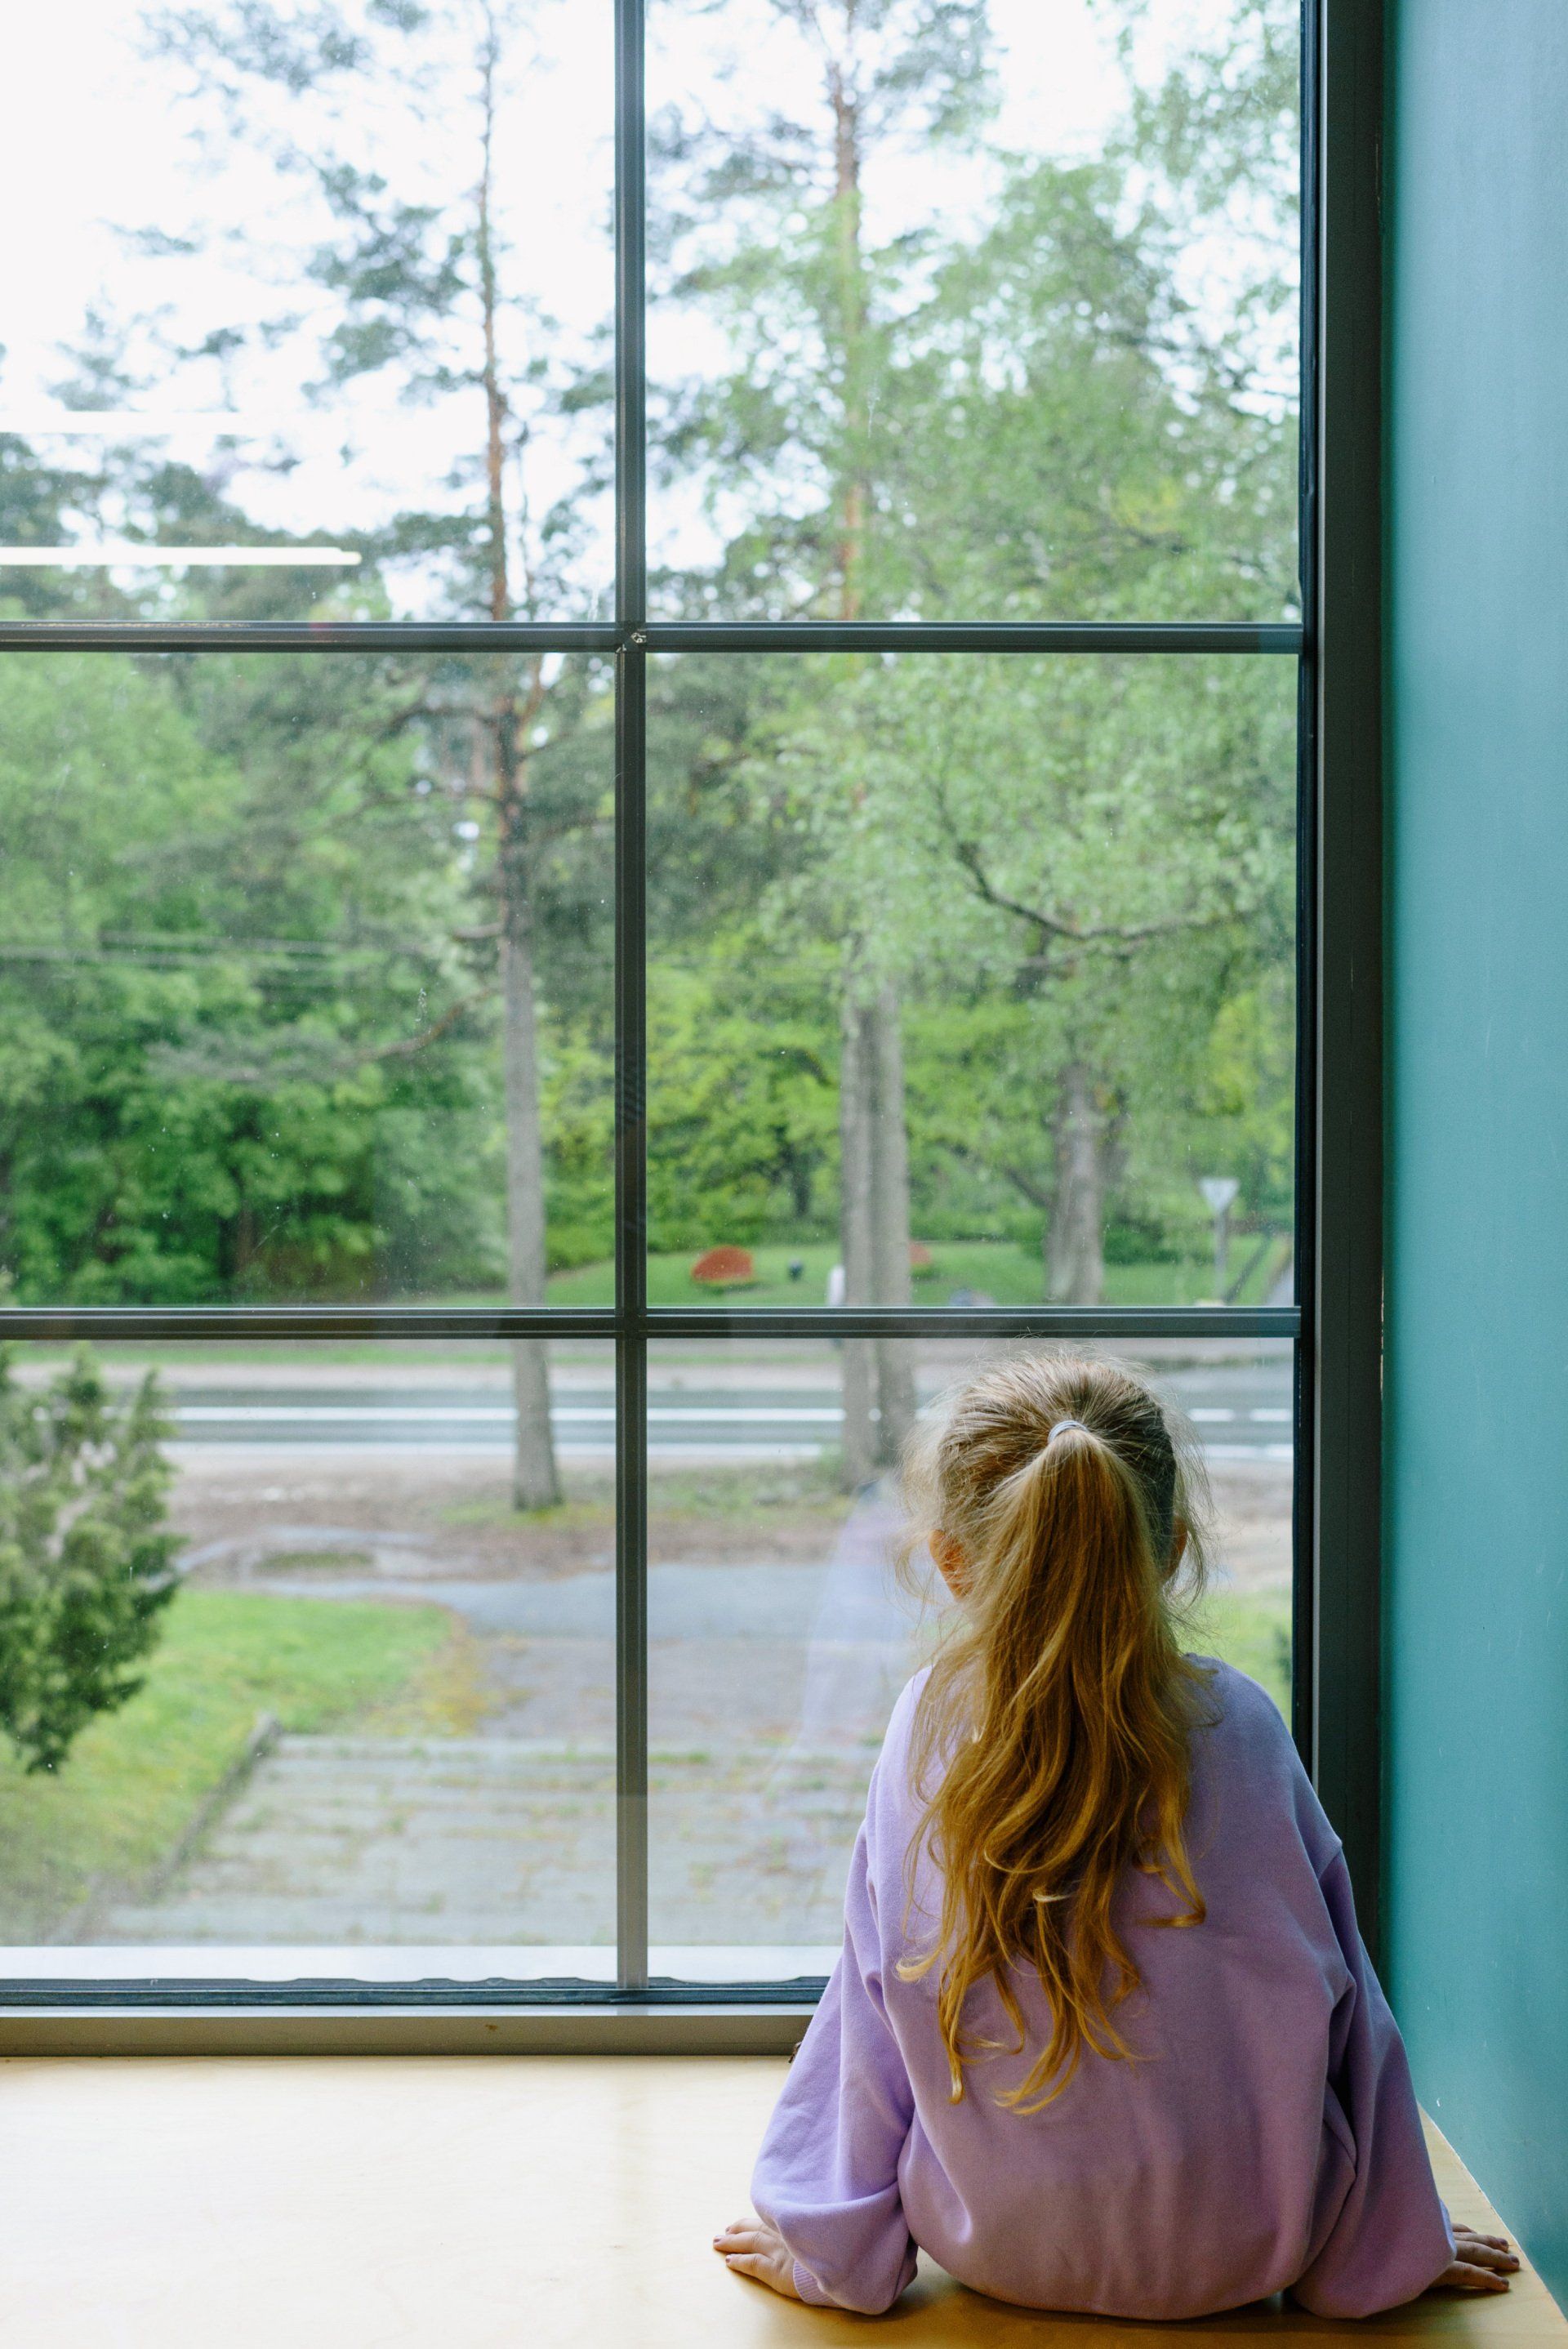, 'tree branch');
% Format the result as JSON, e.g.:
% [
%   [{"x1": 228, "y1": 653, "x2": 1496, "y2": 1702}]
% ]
[
  {"x1": 359, "y1": 987, "x2": 493, "y2": 1063},
  {"x1": 150, "y1": 986, "x2": 498, "y2": 1089},
  {"x1": 950, "y1": 834, "x2": 1231, "y2": 955}
]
